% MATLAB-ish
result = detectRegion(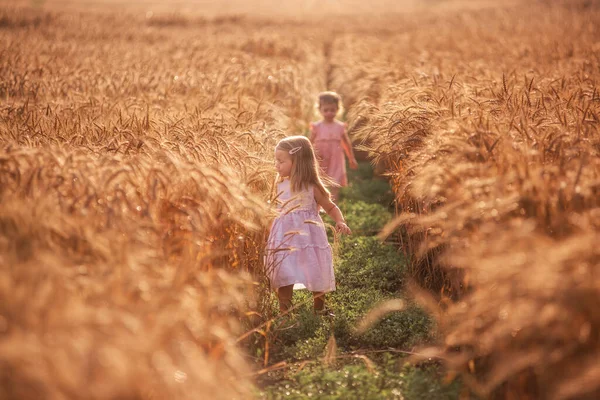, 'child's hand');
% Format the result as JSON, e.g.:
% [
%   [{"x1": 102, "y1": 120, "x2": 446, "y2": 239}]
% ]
[
  {"x1": 349, "y1": 157, "x2": 358, "y2": 170},
  {"x1": 336, "y1": 221, "x2": 352, "y2": 235}
]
